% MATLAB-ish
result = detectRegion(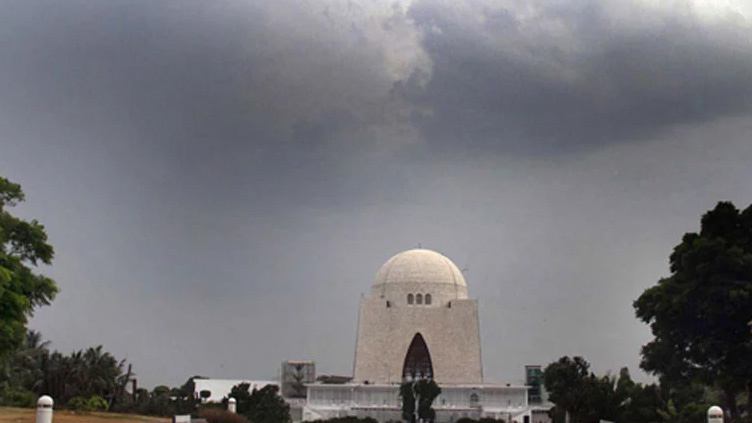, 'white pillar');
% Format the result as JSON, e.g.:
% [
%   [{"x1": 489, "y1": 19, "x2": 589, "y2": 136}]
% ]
[
  {"x1": 36, "y1": 396, "x2": 53, "y2": 423},
  {"x1": 708, "y1": 406, "x2": 723, "y2": 423},
  {"x1": 228, "y1": 398, "x2": 237, "y2": 414}
]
